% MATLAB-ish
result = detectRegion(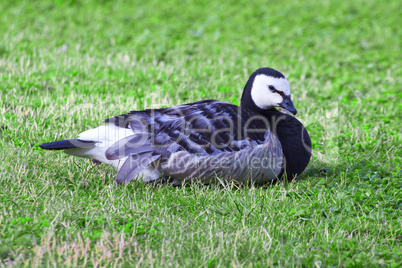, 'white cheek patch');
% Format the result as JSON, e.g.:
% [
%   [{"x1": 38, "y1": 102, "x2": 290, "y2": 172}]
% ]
[
  {"x1": 250, "y1": 75, "x2": 290, "y2": 110},
  {"x1": 275, "y1": 78, "x2": 291, "y2": 95},
  {"x1": 251, "y1": 87, "x2": 282, "y2": 110}
]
